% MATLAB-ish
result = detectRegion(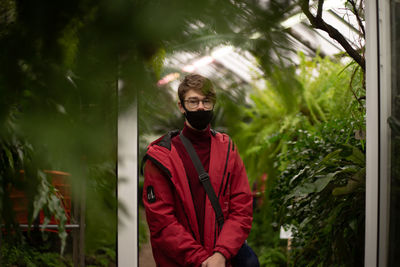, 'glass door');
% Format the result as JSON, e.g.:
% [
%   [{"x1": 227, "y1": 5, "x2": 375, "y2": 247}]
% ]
[{"x1": 388, "y1": 1, "x2": 400, "y2": 265}]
